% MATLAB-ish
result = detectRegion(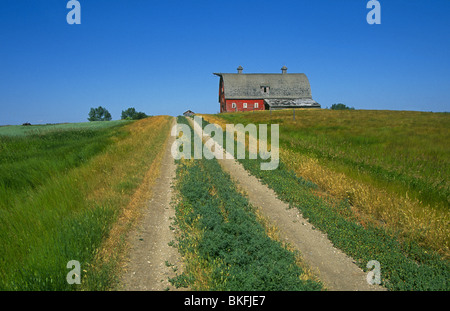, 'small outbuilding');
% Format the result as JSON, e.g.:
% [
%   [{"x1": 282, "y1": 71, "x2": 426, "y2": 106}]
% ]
[
  {"x1": 214, "y1": 66, "x2": 320, "y2": 113},
  {"x1": 183, "y1": 110, "x2": 195, "y2": 117}
]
